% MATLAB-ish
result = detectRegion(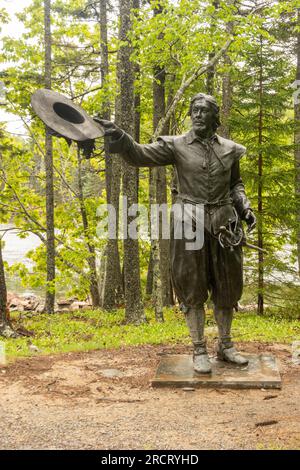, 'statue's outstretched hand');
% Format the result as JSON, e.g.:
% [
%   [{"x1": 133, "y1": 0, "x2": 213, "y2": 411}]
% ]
[
  {"x1": 93, "y1": 118, "x2": 124, "y2": 140},
  {"x1": 244, "y1": 209, "x2": 256, "y2": 233}
]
